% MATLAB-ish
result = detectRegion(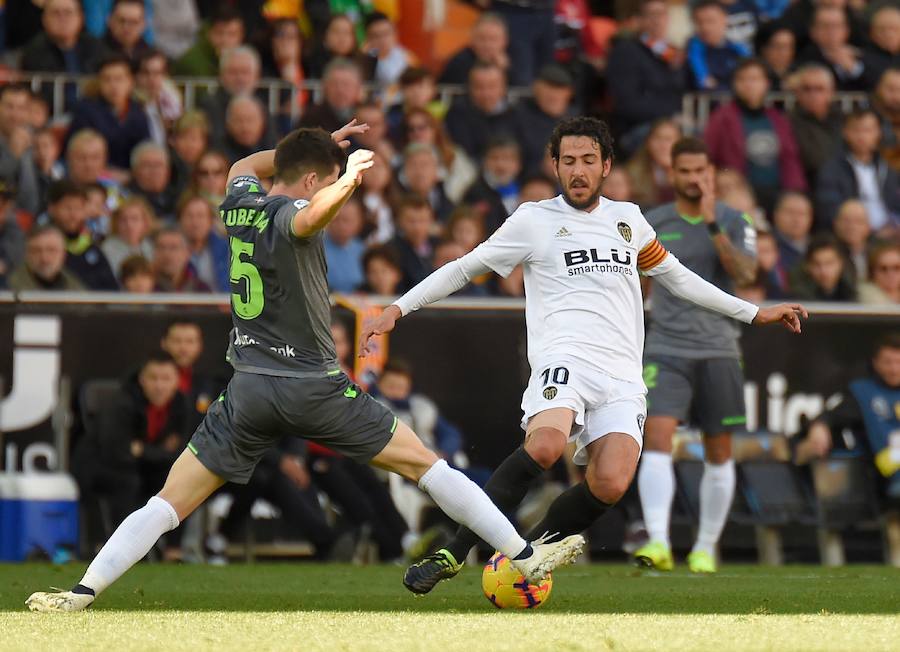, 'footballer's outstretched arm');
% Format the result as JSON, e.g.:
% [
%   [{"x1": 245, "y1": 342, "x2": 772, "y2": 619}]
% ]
[
  {"x1": 291, "y1": 149, "x2": 374, "y2": 238},
  {"x1": 358, "y1": 253, "x2": 493, "y2": 356},
  {"x1": 641, "y1": 241, "x2": 808, "y2": 332}
]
